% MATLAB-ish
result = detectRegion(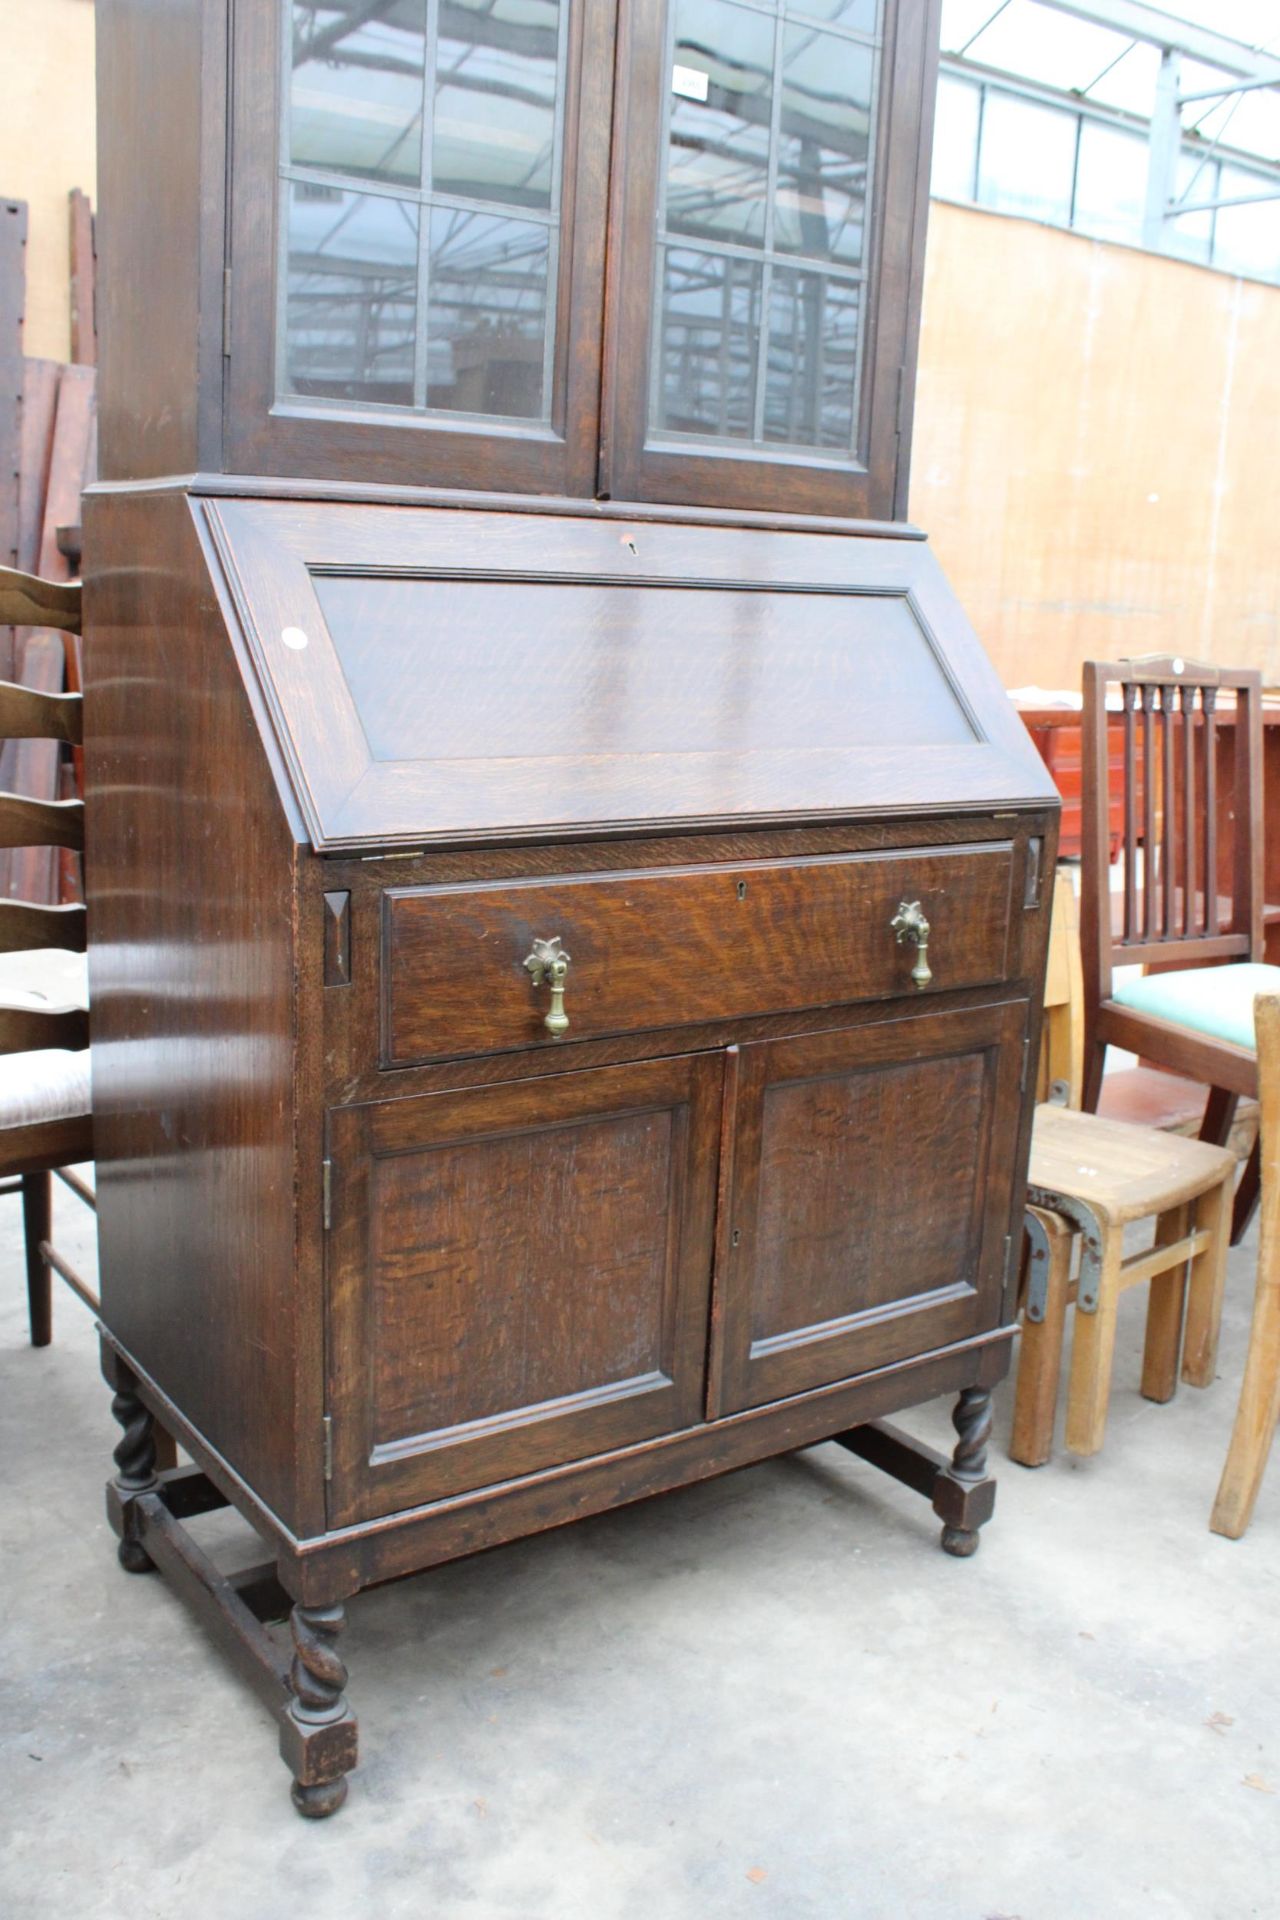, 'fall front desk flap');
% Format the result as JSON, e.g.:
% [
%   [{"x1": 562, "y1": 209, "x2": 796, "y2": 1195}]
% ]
[{"x1": 199, "y1": 498, "x2": 1056, "y2": 853}]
